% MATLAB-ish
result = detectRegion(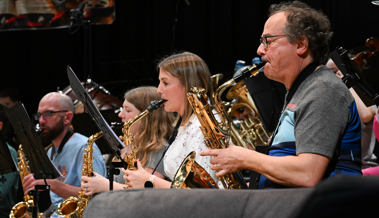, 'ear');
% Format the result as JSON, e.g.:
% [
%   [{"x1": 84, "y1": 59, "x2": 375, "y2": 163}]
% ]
[
  {"x1": 64, "y1": 111, "x2": 74, "y2": 125},
  {"x1": 296, "y1": 35, "x2": 309, "y2": 56},
  {"x1": 0, "y1": 121, "x2": 3, "y2": 131}
]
